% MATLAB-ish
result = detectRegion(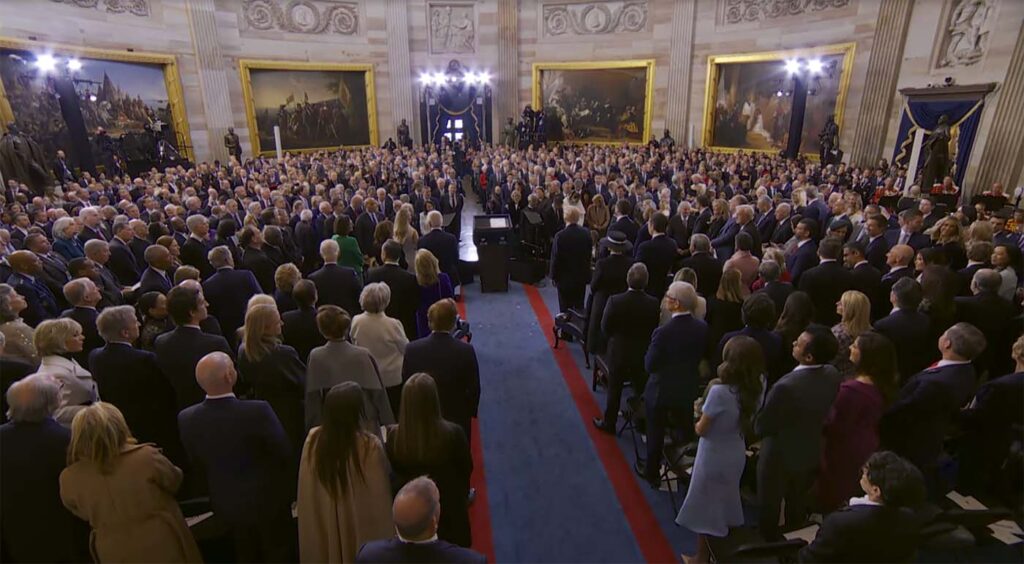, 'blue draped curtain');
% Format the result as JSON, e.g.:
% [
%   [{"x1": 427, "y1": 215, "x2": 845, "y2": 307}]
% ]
[{"x1": 892, "y1": 98, "x2": 984, "y2": 187}]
